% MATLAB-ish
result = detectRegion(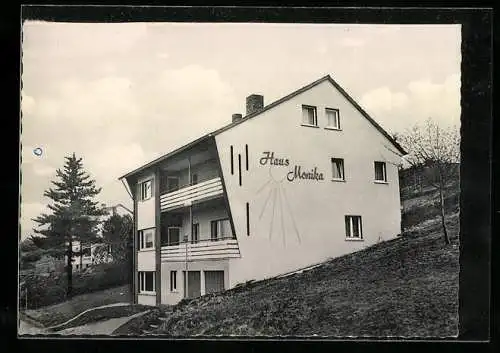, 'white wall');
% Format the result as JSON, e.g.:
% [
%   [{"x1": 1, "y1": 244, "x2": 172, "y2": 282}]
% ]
[
  {"x1": 138, "y1": 293, "x2": 156, "y2": 306},
  {"x1": 138, "y1": 249, "x2": 156, "y2": 271},
  {"x1": 137, "y1": 173, "x2": 156, "y2": 231},
  {"x1": 215, "y1": 79, "x2": 403, "y2": 287},
  {"x1": 161, "y1": 259, "x2": 229, "y2": 305}
]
